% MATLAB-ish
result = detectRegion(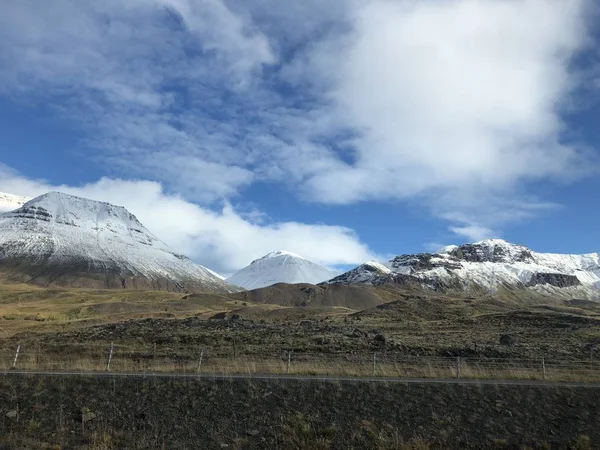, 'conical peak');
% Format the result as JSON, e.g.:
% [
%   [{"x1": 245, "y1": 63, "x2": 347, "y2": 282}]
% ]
[{"x1": 252, "y1": 250, "x2": 306, "y2": 263}]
